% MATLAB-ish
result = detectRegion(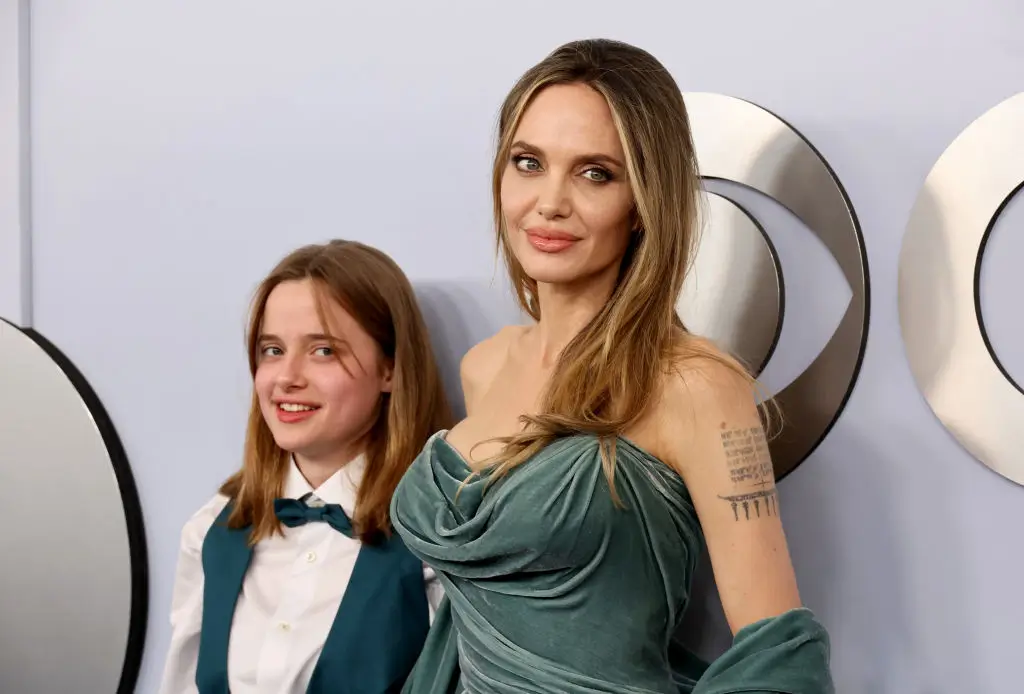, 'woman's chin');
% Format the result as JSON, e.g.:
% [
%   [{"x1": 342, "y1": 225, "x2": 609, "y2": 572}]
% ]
[{"x1": 516, "y1": 254, "x2": 586, "y2": 286}]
